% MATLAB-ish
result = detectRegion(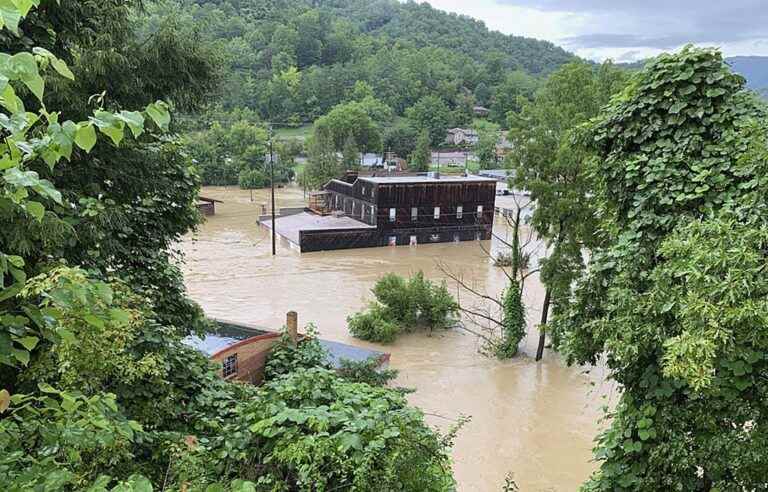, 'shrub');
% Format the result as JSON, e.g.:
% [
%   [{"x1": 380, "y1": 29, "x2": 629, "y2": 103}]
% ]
[
  {"x1": 264, "y1": 324, "x2": 330, "y2": 380},
  {"x1": 221, "y1": 368, "x2": 459, "y2": 491},
  {"x1": 238, "y1": 168, "x2": 267, "y2": 189},
  {"x1": 348, "y1": 271, "x2": 459, "y2": 343},
  {"x1": 337, "y1": 356, "x2": 400, "y2": 387},
  {"x1": 348, "y1": 305, "x2": 401, "y2": 343}
]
